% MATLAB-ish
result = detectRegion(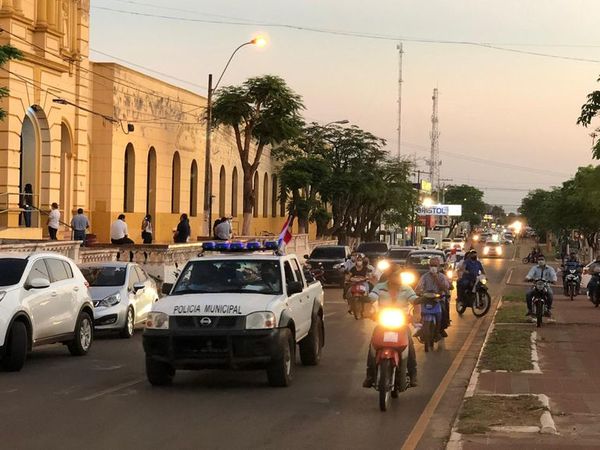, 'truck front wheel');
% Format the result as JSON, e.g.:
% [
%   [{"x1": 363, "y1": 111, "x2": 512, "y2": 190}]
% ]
[{"x1": 267, "y1": 329, "x2": 295, "y2": 387}]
